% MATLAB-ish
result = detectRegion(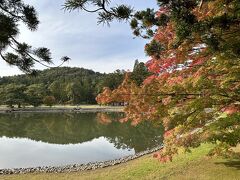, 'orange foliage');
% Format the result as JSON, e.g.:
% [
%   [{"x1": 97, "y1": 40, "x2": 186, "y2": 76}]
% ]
[
  {"x1": 96, "y1": 0, "x2": 240, "y2": 163},
  {"x1": 95, "y1": 87, "x2": 113, "y2": 105}
]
